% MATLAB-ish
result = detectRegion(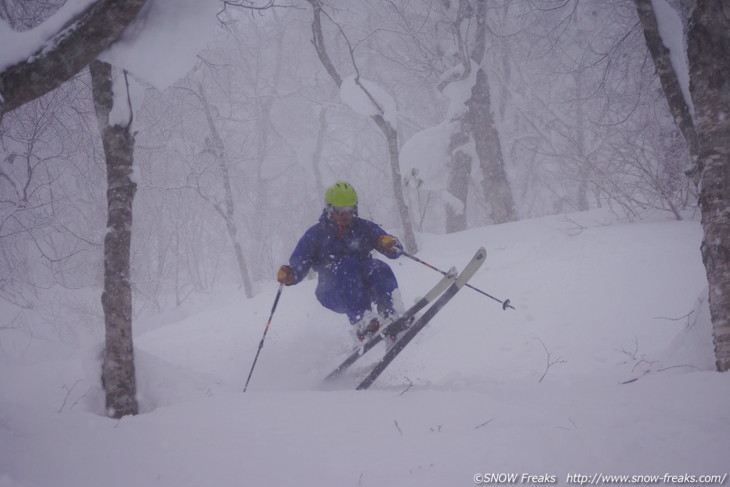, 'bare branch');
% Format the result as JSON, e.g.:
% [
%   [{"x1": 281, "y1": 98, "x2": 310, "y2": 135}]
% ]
[{"x1": 534, "y1": 337, "x2": 567, "y2": 383}]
